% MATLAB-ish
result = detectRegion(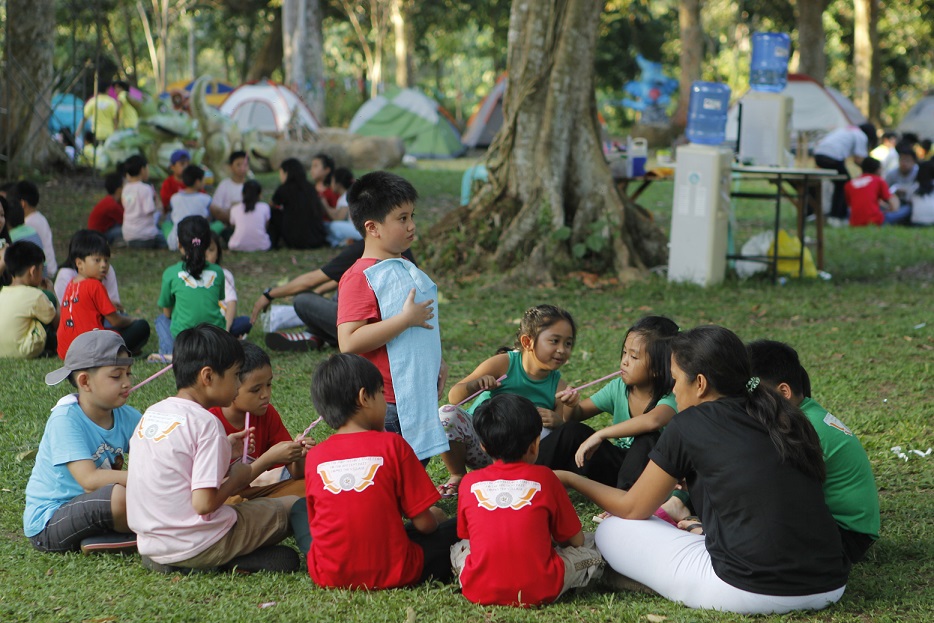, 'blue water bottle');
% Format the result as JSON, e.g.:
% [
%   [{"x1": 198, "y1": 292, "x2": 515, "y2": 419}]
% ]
[
  {"x1": 750, "y1": 32, "x2": 790, "y2": 93},
  {"x1": 686, "y1": 81, "x2": 731, "y2": 145}
]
